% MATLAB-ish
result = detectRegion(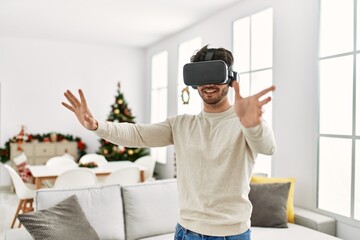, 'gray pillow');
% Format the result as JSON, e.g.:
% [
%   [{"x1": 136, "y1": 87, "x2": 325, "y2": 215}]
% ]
[
  {"x1": 18, "y1": 195, "x2": 100, "y2": 240},
  {"x1": 249, "y1": 182, "x2": 291, "y2": 228}
]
